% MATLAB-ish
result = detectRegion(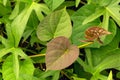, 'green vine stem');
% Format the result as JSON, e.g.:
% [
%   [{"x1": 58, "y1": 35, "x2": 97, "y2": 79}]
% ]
[
  {"x1": 29, "y1": 53, "x2": 45, "y2": 58},
  {"x1": 78, "y1": 42, "x2": 93, "y2": 48},
  {"x1": 29, "y1": 42, "x2": 93, "y2": 58},
  {"x1": 77, "y1": 42, "x2": 93, "y2": 72}
]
